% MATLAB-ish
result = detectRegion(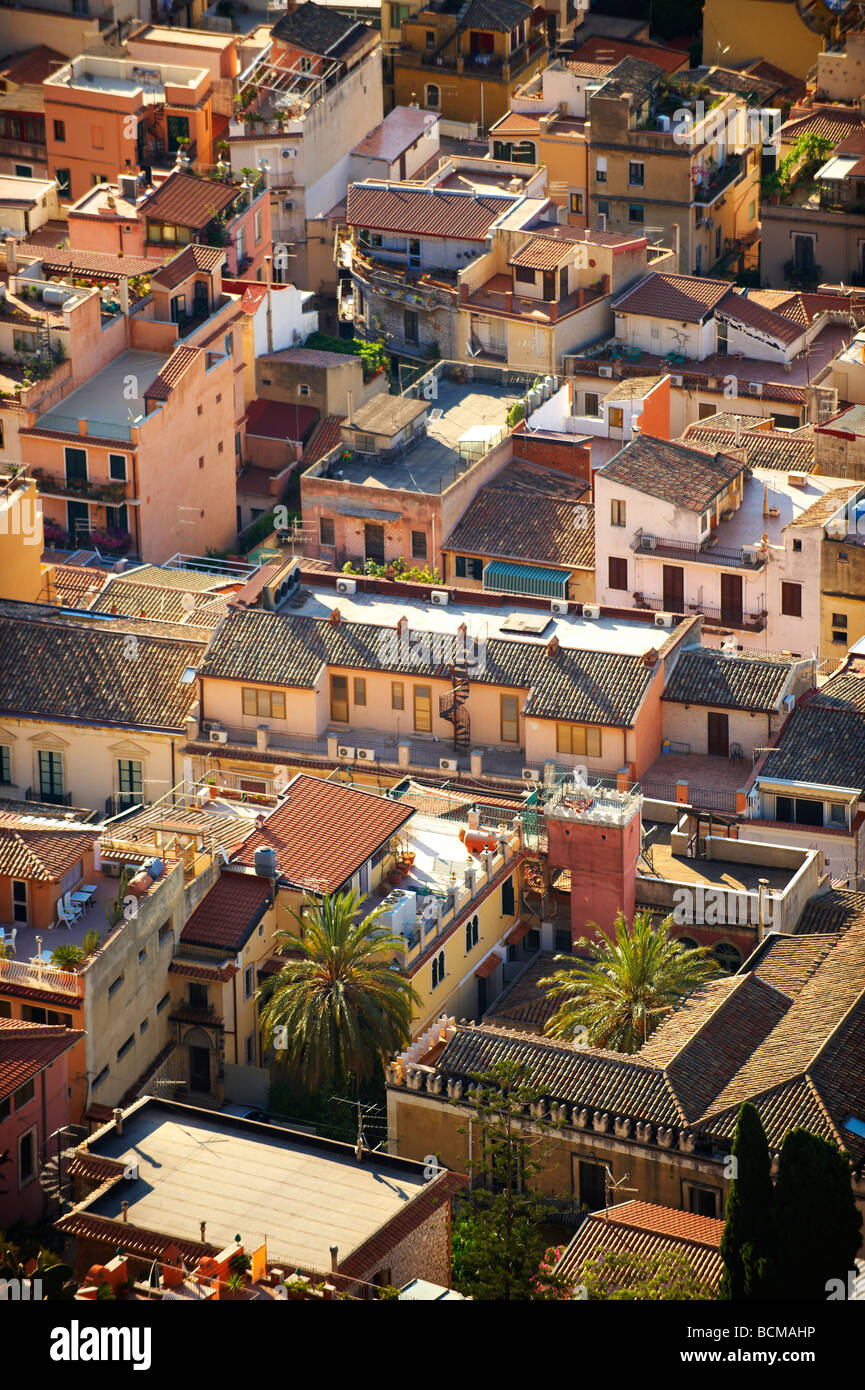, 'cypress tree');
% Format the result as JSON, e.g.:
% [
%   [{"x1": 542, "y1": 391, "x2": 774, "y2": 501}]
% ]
[
  {"x1": 774, "y1": 1129, "x2": 862, "y2": 1301},
  {"x1": 719, "y1": 1102, "x2": 776, "y2": 1300}
]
